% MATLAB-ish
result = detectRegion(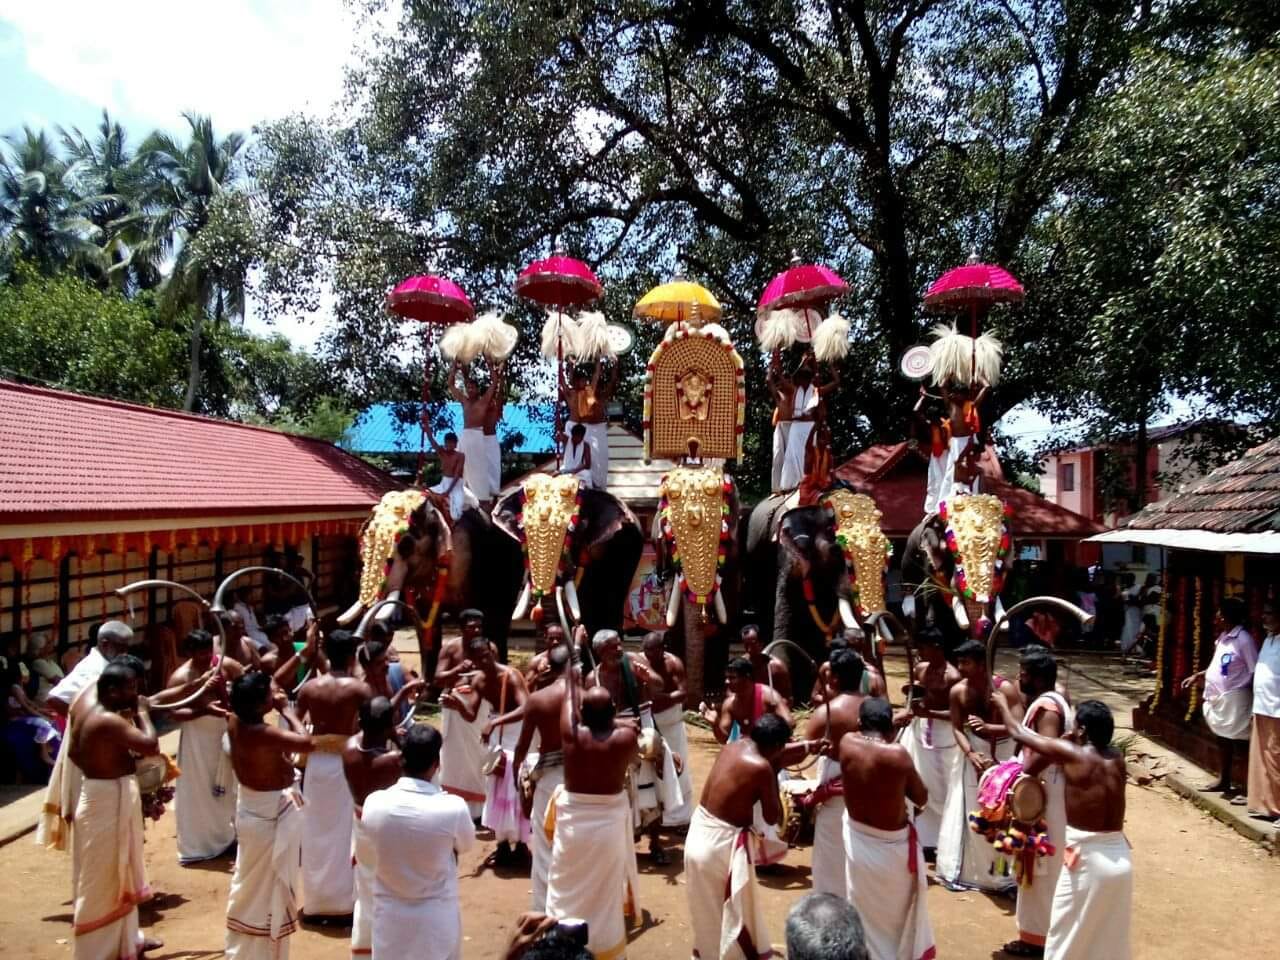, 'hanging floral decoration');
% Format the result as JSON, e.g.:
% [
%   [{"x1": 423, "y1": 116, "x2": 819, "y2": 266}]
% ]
[
  {"x1": 1186, "y1": 576, "x2": 1205, "y2": 721},
  {"x1": 938, "y1": 498, "x2": 1013, "y2": 601},
  {"x1": 658, "y1": 473, "x2": 733, "y2": 605},
  {"x1": 1151, "y1": 580, "x2": 1171, "y2": 710},
  {"x1": 516, "y1": 483, "x2": 582, "y2": 604},
  {"x1": 802, "y1": 575, "x2": 843, "y2": 638}
]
